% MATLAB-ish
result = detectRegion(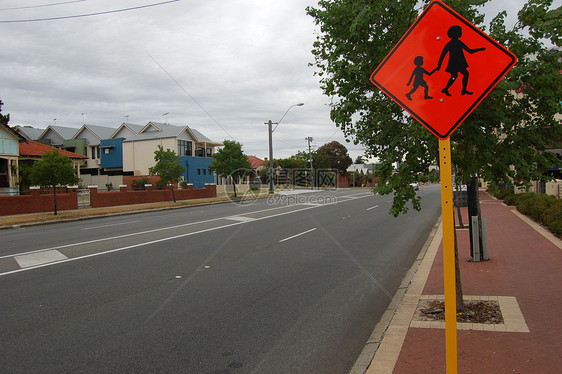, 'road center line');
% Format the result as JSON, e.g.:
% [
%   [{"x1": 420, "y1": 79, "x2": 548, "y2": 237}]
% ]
[
  {"x1": 279, "y1": 228, "x2": 317, "y2": 243},
  {"x1": 81, "y1": 220, "x2": 142, "y2": 230}
]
